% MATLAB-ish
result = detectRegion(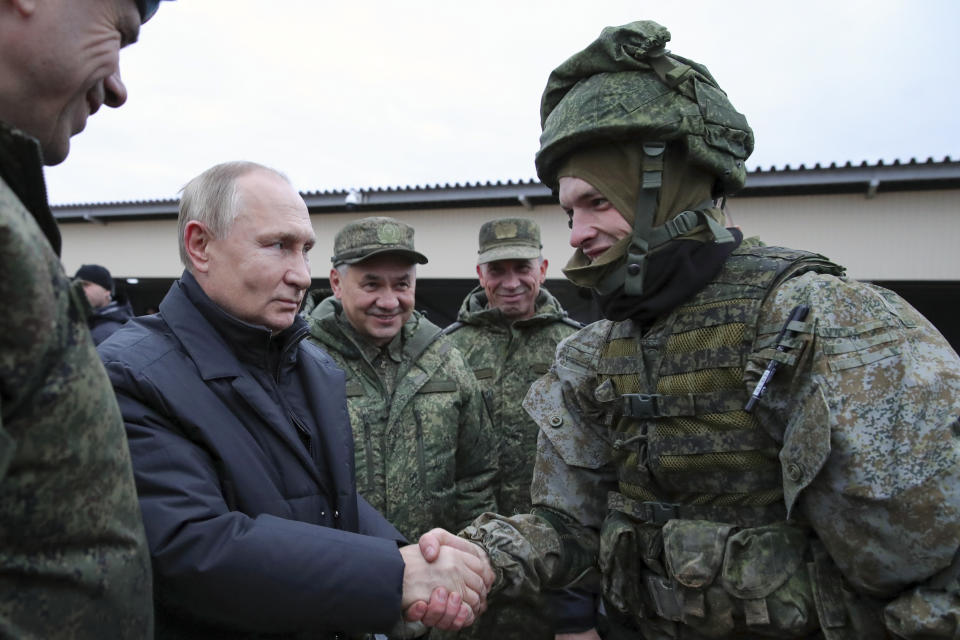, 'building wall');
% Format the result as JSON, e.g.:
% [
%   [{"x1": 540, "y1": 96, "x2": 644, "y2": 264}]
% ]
[{"x1": 60, "y1": 188, "x2": 959, "y2": 282}]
